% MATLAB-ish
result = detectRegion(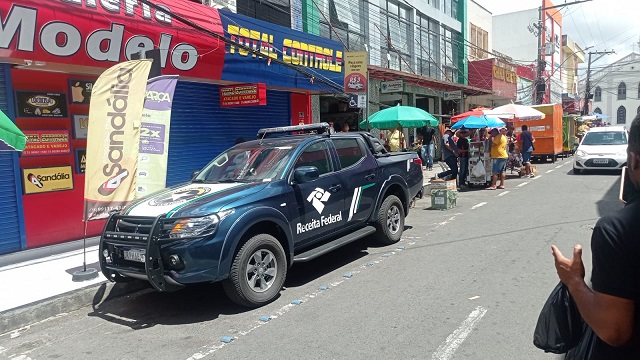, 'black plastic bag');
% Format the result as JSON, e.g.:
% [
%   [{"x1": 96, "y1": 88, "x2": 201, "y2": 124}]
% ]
[
  {"x1": 533, "y1": 282, "x2": 584, "y2": 353},
  {"x1": 564, "y1": 324, "x2": 598, "y2": 360}
]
